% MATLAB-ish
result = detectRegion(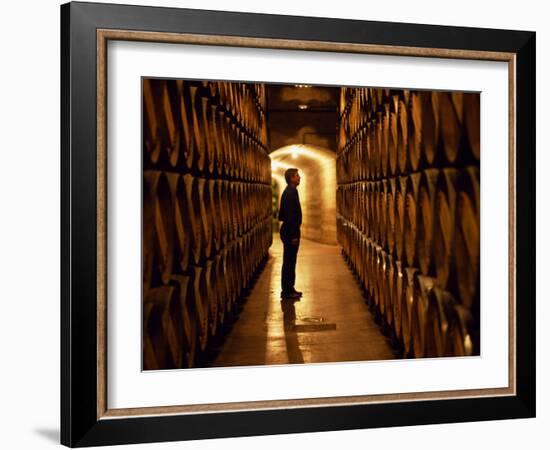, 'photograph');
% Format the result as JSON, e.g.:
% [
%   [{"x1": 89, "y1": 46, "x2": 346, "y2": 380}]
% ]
[
  {"x1": 57, "y1": 1, "x2": 537, "y2": 446},
  {"x1": 141, "y1": 78, "x2": 480, "y2": 370}
]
